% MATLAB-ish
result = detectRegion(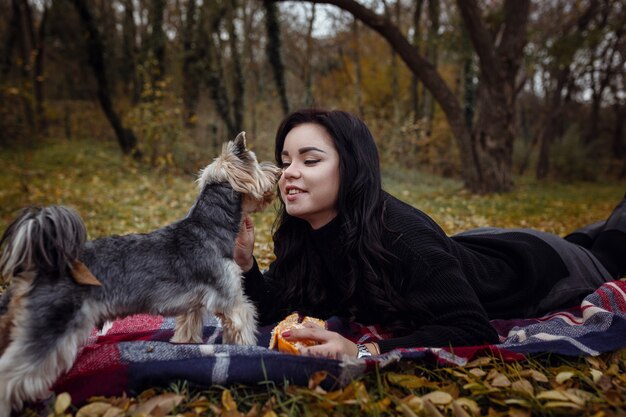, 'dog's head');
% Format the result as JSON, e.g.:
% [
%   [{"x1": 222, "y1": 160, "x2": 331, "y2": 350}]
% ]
[{"x1": 198, "y1": 132, "x2": 281, "y2": 213}]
